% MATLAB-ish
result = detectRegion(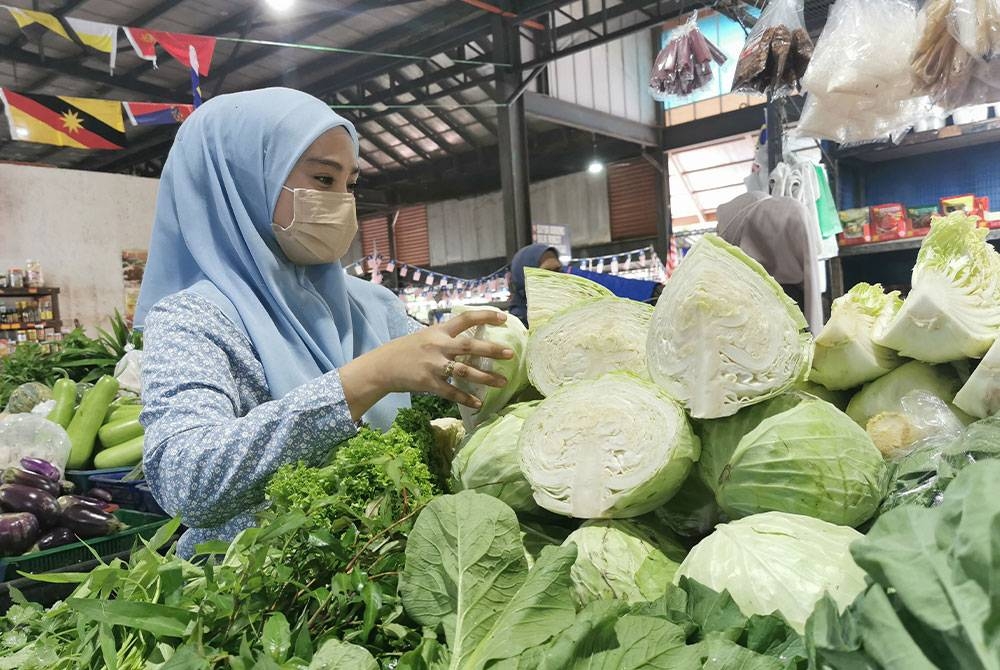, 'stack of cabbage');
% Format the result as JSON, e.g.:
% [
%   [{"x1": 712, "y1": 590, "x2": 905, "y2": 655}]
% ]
[{"x1": 446, "y1": 211, "x2": 1000, "y2": 634}]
